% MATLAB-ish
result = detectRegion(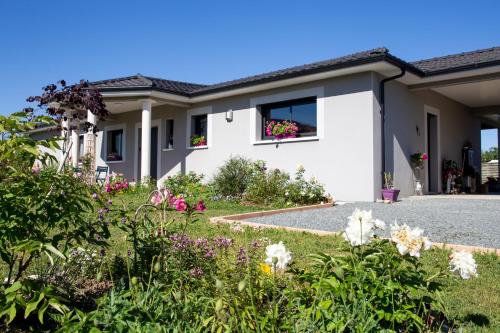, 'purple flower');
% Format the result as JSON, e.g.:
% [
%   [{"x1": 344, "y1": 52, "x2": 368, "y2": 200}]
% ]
[
  {"x1": 236, "y1": 247, "x2": 248, "y2": 265},
  {"x1": 127, "y1": 249, "x2": 132, "y2": 257},
  {"x1": 99, "y1": 248, "x2": 106, "y2": 257},
  {"x1": 204, "y1": 249, "x2": 216, "y2": 258},
  {"x1": 92, "y1": 192, "x2": 98, "y2": 200},
  {"x1": 189, "y1": 267, "x2": 204, "y2": 278},
  {"x1": 214, "y1": 236, "x2": 234, "y2": 249},
  {"x1": 121, "y1": 216, "x2": 127, "y2": 224},
  {"x1": 107, "y1": 199, "x2": 113, "y2": 205},
  {"x1": 169, "y1": 233, "x2": 193, "y2": 252},
  {"x1": 195, "y1": 237, "x2": 209, "y2": 248},
  {"x1": 251, "y1": 240, "x2": 261, "y2": 249}
]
